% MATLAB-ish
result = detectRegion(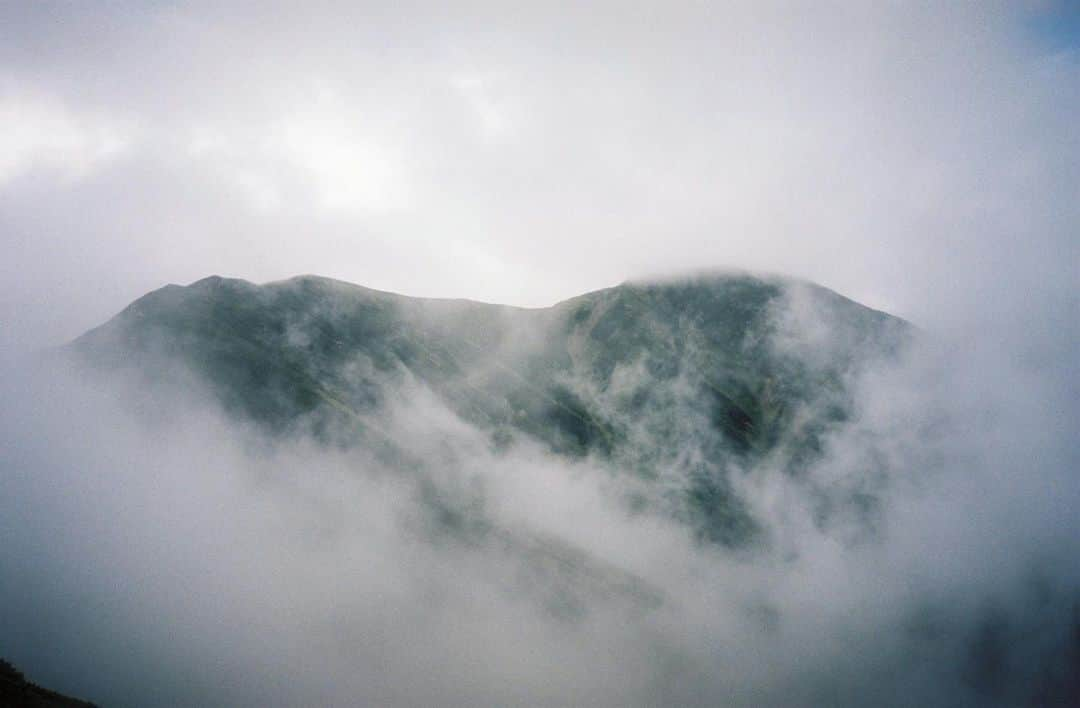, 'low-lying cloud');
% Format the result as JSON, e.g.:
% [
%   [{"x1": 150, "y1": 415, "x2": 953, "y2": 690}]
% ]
[
  {"x1": 2, "y1": 276, "x2": 1077, "y2": 707},
  {"x1": 0, "y1": 1, "x2": 1077, "y2": 705}
]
